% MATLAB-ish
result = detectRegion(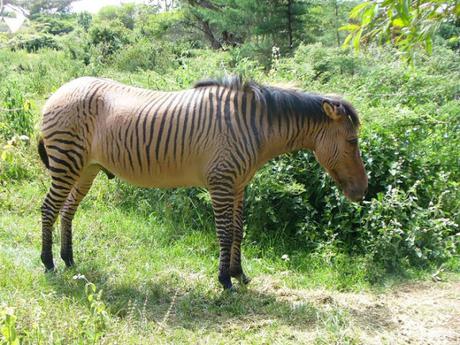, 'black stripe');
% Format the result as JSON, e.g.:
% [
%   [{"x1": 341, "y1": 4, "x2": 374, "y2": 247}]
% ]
[
  {"x1": 47, "y1": 145, "x2": 83, "y2": 169},
  {"x1": 146, "y1": 93, "x2": 174, "y2": 169},
  {"x1": 188, "y1": 88, "x2": 204, "y2": 152},
  {"x1": 45, "y1": 130, "x2": 82, "y2": 141},
  {"x1": 42, "y1": 118, "x2": 62, "y2": 132},
  {"x1": 124, "y1": 118, "x2": 135, "y2": 171},
  {"x1": 156, "y1": 93, "x2": 184, "y2": 162},
  {"x1": 53, "y1": 176, "x2": 74, "y2": 186},
  {"x1": 224, "y1": 89, "x2": 237, "y2": 142},
  {"x1": 86, "y1": 83, "x2": 104, "y2": 113},
  {"x1": 249, "y1": 95, "x2": 261, "y2": 150},
  {"x1": 173, "y1": 92, "x2": 191, "y2": 162},
  {"x1": 53, "y1": 138, "x2": 85, "y2": 152},
  {"x1": 204, "y1": 89, "x2": 215, "y2": 142},
  {"x1": 194, "y1": 89, "x2": 210, "y2": 153},
  {"x1": 48, "y1": 155, "x2": 79, "y2": 176},
  {"x1": 179, "y1": 91, "x2": 195, "y2": 161}
]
